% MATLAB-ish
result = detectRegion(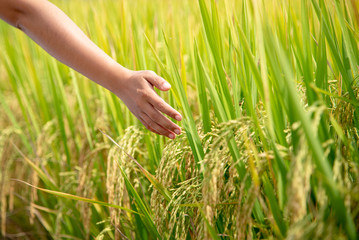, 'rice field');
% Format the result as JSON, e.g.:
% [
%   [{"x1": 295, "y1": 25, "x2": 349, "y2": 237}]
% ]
[{"x1": 0, "y1": 0, "x2": 358, "y2": 239}]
